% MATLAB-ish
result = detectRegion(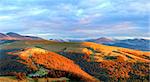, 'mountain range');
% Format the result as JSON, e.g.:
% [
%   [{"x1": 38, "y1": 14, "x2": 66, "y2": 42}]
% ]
[
  {"x1": 50, "y1": 37, "x2": 150, "y2": 51},
  {"x1": 0, "y1": 32, "x2": 43, "y2": 40},
  {"x1": 104, "y1": 39, "x2": 150, "y2": 51},
  {"x1": 0, "y1": 32, "x2": 149, "y2": 51}
]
